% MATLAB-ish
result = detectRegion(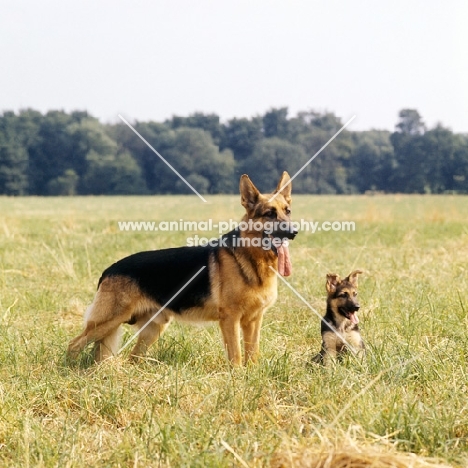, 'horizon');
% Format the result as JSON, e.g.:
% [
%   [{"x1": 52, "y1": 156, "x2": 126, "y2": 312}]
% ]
[{"x1": 1, "y1": 106, "x2": 462, "y2": 135}]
